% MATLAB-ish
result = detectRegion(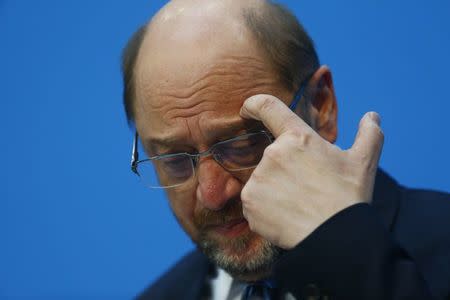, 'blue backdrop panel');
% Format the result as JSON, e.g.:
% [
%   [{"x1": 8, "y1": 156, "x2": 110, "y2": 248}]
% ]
[{"x1": 2, "y1": 1, "x2": 449, "y2": 299}]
